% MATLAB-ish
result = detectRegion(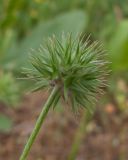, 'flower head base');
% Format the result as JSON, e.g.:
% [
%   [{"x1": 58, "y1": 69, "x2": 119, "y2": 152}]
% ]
[{"x1": 23, "y1": 34, "x2": 109, "y2": 113}]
